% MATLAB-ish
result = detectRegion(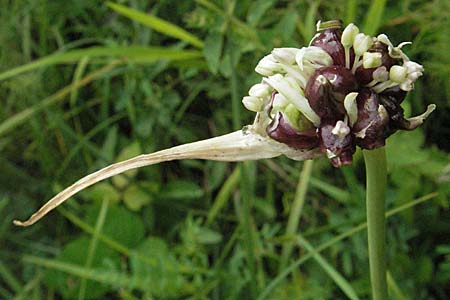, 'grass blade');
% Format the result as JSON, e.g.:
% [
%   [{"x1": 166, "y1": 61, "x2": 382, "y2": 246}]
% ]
[
  {"x1": 78, "y1": 198, "x2": 109, "y2": 300},
  {"x1": 0, "y1": 61, "x2": 120, "y2": 137},
  {"x1": 107, "y1": 2, "x2": 204, "y2": 48},
  {"x1": 206, "y1": 167, "x2": 240, "y2": 225},
  {"x1": 0, "y1": 260, "x2": 23, "y2": 294},
  {"x1": 296, "y1": 235, "x2": 360, "y2": 300},
  {"x1": 279, "y1": 160, "x2": 313, "y2": 270},
  {"x1": 345, "y1": 0, "x2": 358, "y2": 24},
  {"x1": 23, "y1": 255, "x2": 137, "y2": 289},
  {"x1": 362, "y1": 0, "x2": 387, "y2": 35},
  {"x1": 0, "y1": 47, "x2": 202, "y2": 81}
]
